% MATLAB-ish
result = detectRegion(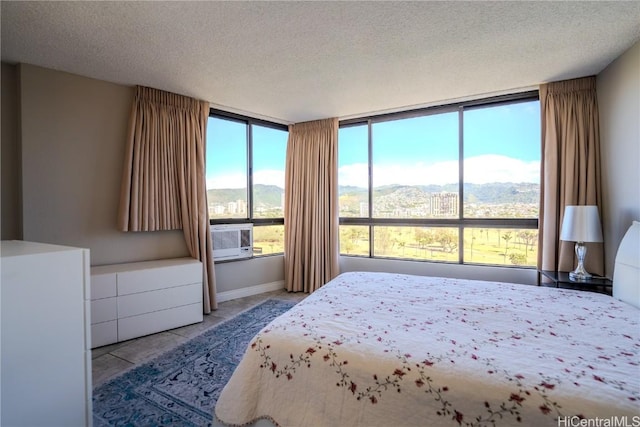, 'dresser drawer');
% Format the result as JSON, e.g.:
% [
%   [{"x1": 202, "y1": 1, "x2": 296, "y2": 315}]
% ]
[
  {"x1": 91, "y1": 297, "x2": 117, "y2": 324},
  {"x1": 117, "y1": 262, "x2": 201, "y2": 295},
  {"x1": 90, "y1": 272, "x2": 116, "y2": 300},
  {"x1": 117, "y1": 283, "x2": 201, "y2": 318},
  {"x1": 118, "y1": 303, "x2": 202, "y2": 342},
  {"x1": 91, "y1": 321, "x2": 117, "y2": 348},
  {"x1": 90, "y1": 258, "x2": 203, "y2": 345}
]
